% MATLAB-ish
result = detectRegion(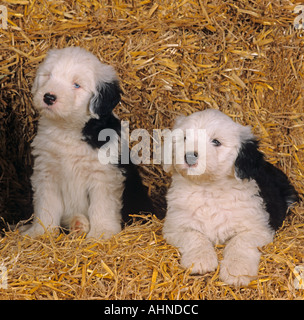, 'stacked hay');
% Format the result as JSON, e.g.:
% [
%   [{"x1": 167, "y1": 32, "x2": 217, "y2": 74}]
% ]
[{"x1": 0, "y1": 0, "x2": 303, "y2": 299}]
